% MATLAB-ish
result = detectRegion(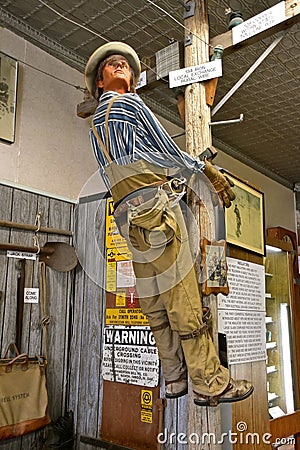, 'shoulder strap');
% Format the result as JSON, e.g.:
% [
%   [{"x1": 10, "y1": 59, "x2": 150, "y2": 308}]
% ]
[{"x1": 92, "y1": 95, "x2": 119, "y2": 164}]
